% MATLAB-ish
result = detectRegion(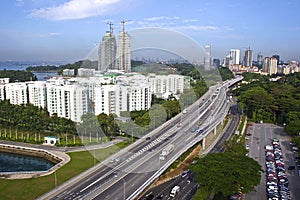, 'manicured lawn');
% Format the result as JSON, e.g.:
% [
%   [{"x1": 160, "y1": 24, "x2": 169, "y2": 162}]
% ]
[{"x1": 0, "y1": 141, "x2": 130, "y2": 200}]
